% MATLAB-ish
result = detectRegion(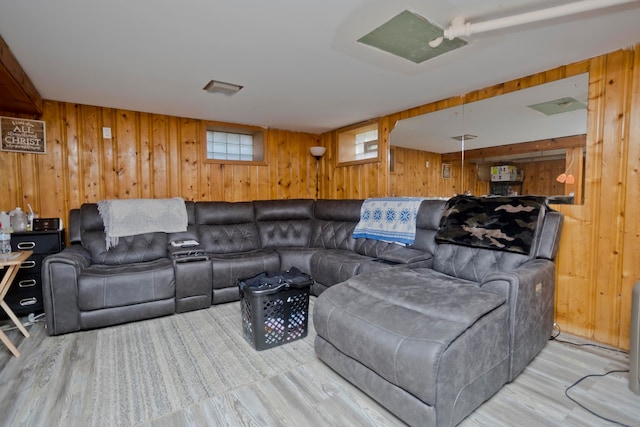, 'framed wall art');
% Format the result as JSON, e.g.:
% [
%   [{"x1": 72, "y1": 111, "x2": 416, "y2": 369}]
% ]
[{"x1": 1, "y1": 116, "x2": 46, "y2": 154}]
